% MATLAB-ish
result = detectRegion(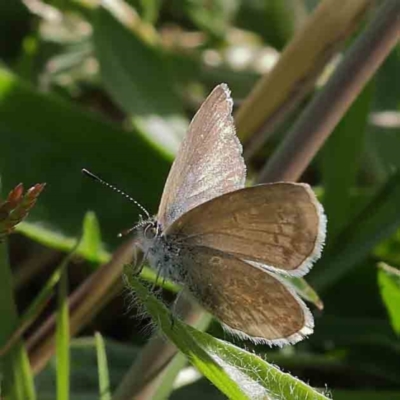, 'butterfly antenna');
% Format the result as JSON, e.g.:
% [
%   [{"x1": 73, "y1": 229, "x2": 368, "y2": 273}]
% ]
[{"x1": 82, "y1": 169, "x2": 150, "y2": 219}]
